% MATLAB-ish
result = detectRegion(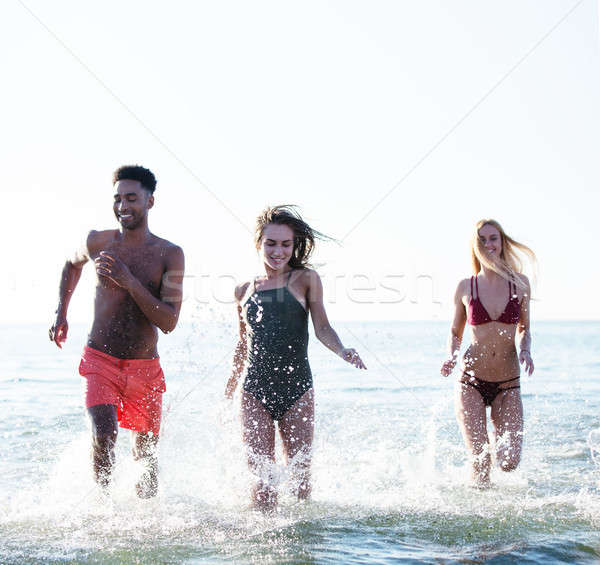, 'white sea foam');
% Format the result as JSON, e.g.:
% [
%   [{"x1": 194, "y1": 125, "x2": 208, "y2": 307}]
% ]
[{"x1": 1, "y1": 321, "x2": 600, "y2": 563}]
